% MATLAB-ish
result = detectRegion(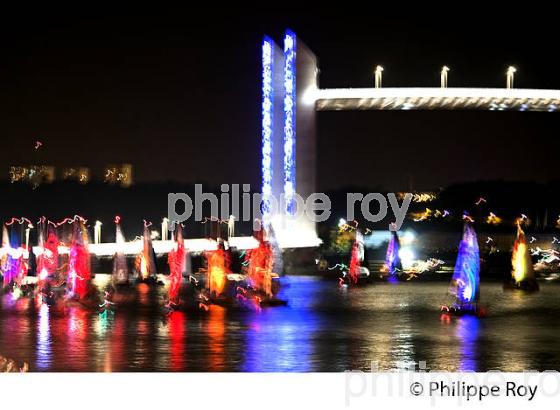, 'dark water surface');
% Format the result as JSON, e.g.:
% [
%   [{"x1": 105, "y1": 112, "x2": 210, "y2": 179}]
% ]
[{"x1": 1, "y1": 275, "x2": 559, "y2": 372}]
